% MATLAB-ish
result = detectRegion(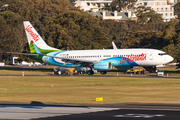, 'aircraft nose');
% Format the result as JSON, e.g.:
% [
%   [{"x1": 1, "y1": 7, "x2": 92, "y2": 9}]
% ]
[{"x1": 168, "y1": 55, "x2": 174, "y2": 62}]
